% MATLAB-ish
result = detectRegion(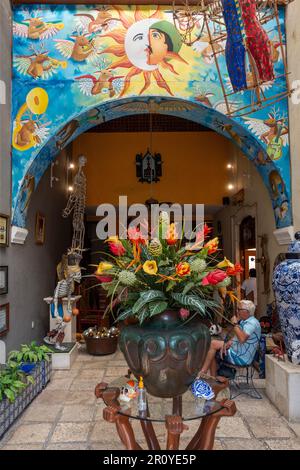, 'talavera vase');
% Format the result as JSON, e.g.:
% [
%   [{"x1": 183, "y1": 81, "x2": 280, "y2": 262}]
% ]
[
  {"x1": 273, "y1": 232, "x2": 300, "y2": 364},
  {"x1": 119, "y1": 310, "x2": 211, "y2": 398}
]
